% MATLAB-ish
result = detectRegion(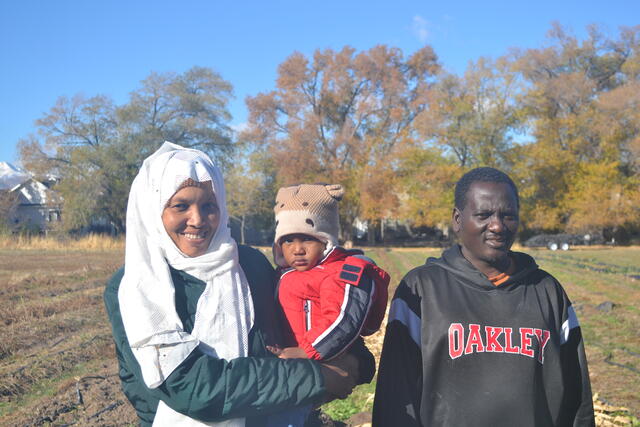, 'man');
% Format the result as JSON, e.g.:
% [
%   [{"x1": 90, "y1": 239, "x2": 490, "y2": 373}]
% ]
[{"x1": 373, "y1": 167, "x2": 594, "y2": 426}]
